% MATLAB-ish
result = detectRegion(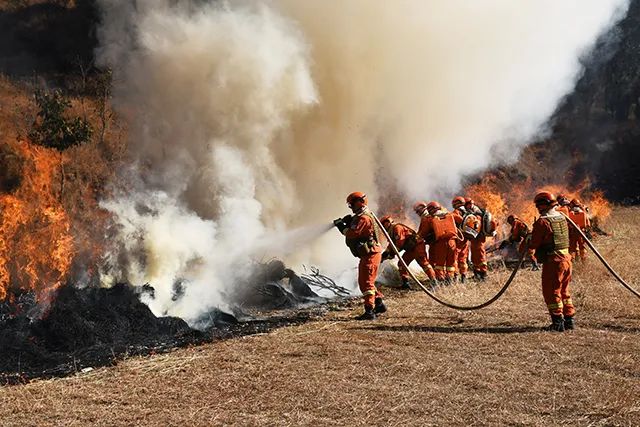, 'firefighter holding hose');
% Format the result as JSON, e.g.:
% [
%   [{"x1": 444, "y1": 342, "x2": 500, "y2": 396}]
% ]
[
  {"x1": 380, "y1": 215, "x2": 436, "y2": 289},
  {"x1": 529, "y1": 192, "x2": 575, "y2": 332},
  {"x1": 333, "y1": 192, "x2": 387, "y2": 320}
]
